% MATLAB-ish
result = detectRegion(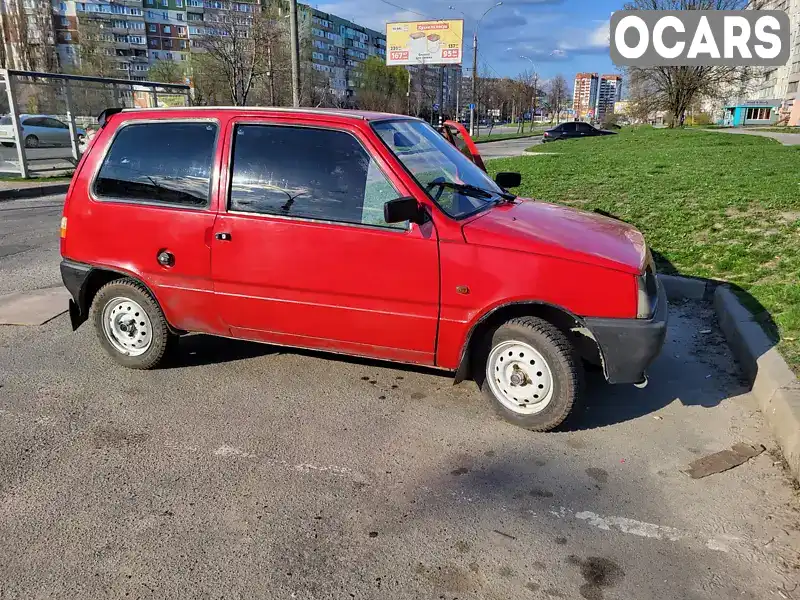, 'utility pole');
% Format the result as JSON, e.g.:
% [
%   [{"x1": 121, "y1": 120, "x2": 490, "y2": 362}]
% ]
[
  {"x1": 289, "y1": 0, "x2": 300, "y2": 107},
  {"x1": 470, "y1": 29, "x2": 477, "y2": 137}
]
